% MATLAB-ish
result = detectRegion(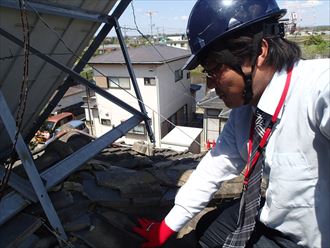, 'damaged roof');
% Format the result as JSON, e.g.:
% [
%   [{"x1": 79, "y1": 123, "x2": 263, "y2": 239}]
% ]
[{"x1": 0, "y1": 131, "x2": 245, "y2": 248}]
